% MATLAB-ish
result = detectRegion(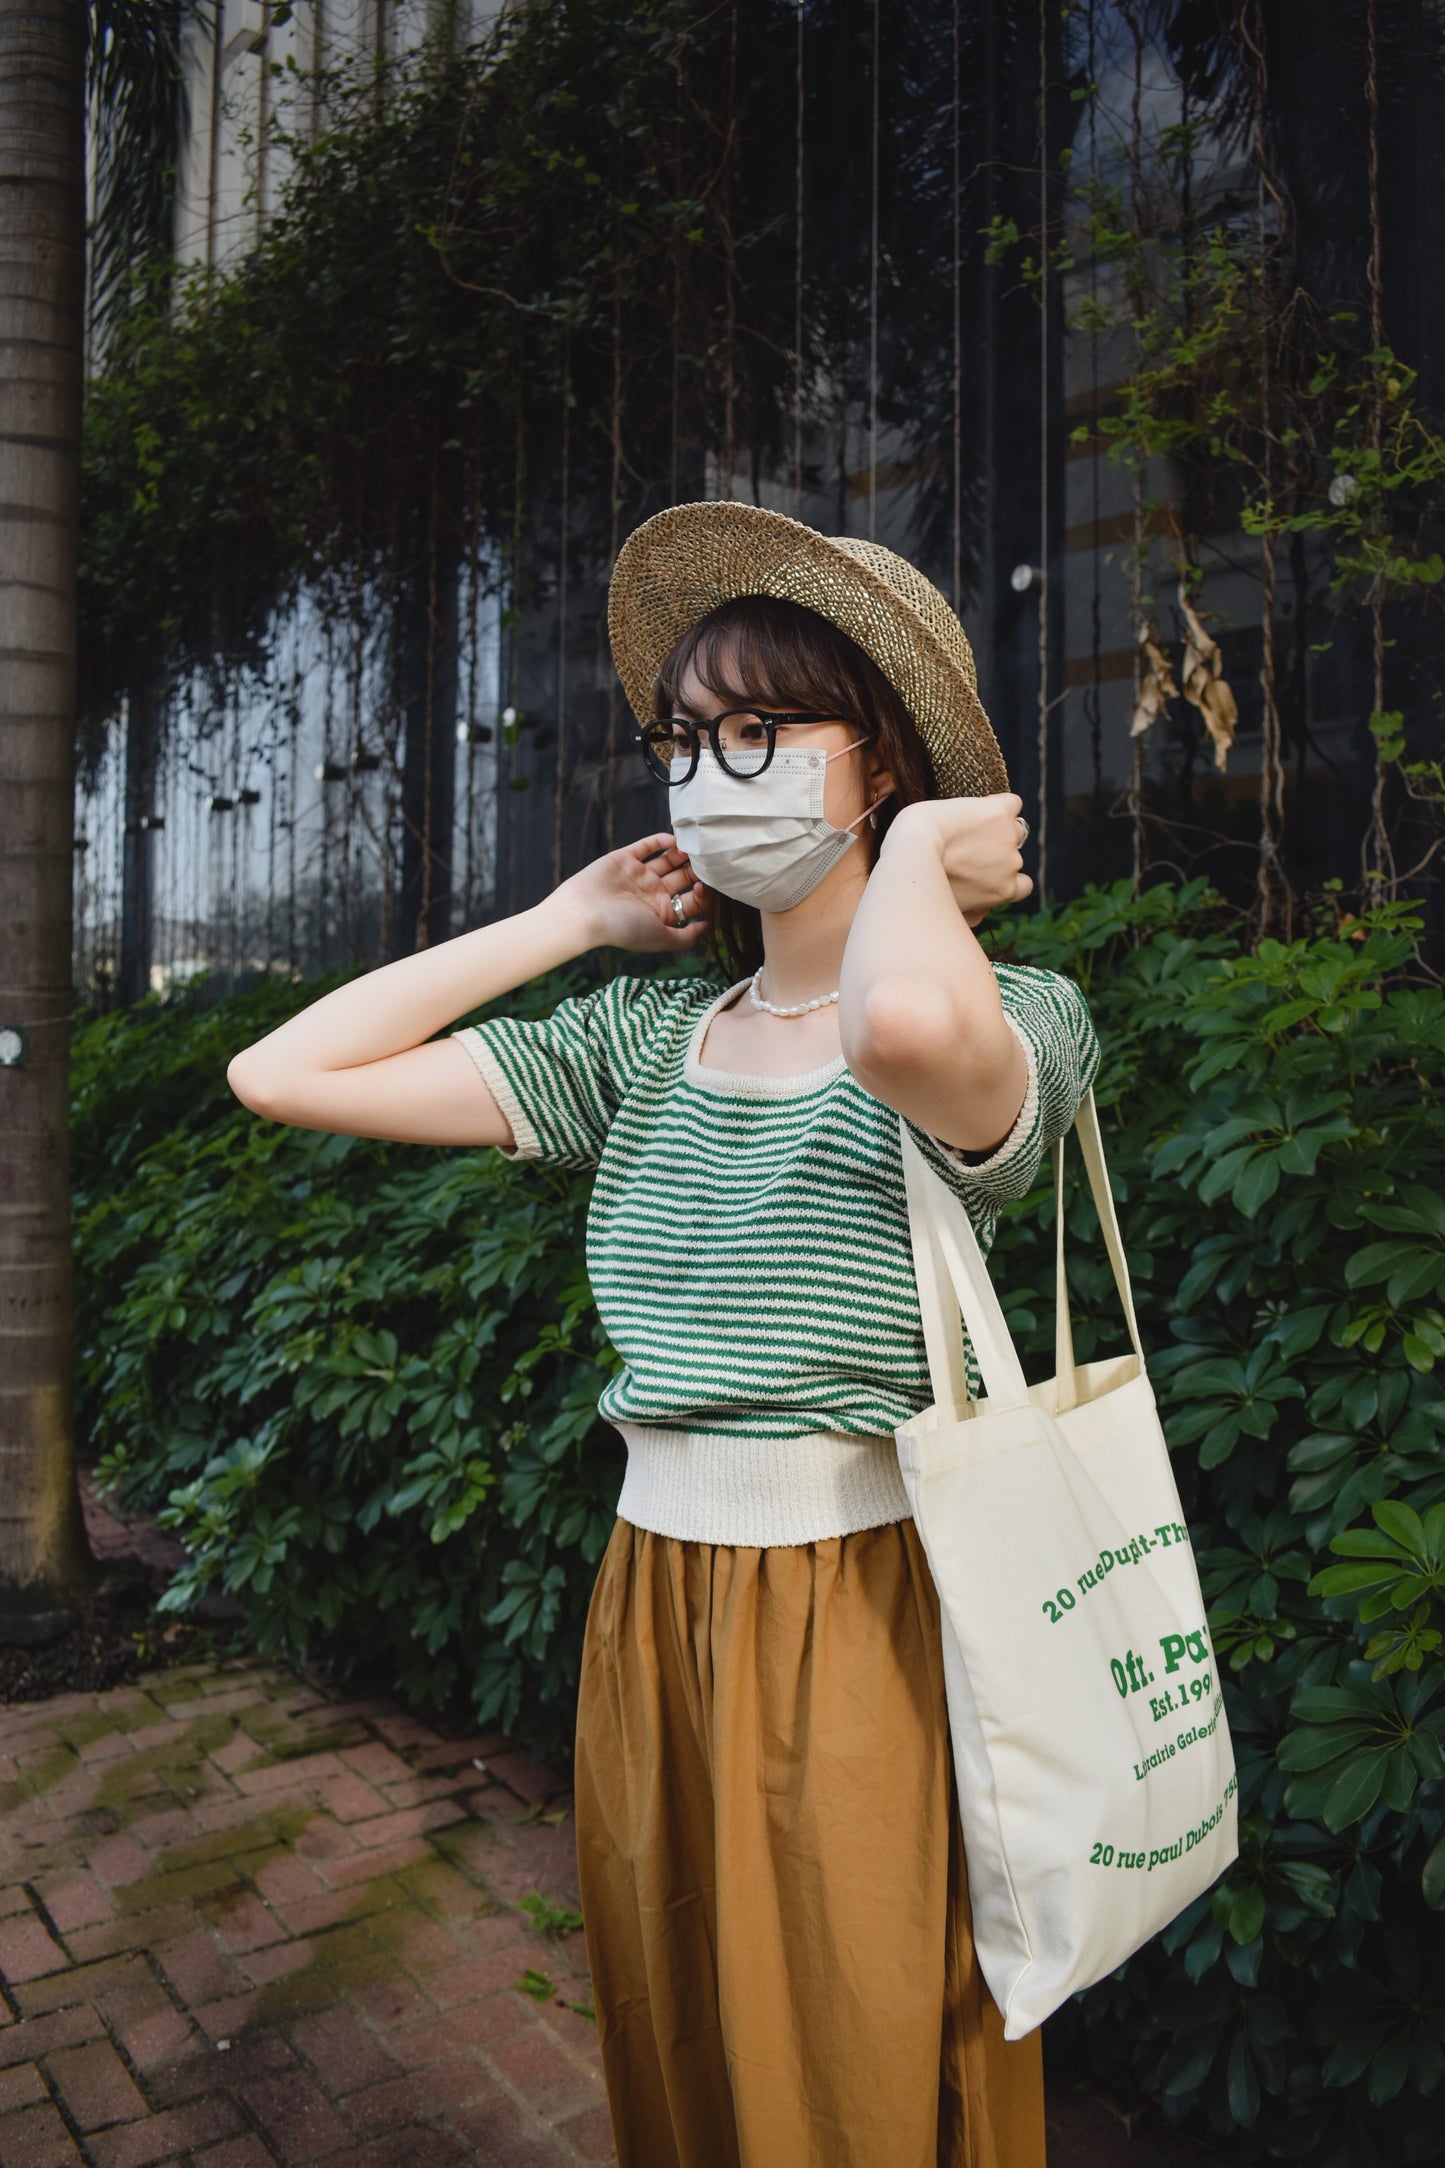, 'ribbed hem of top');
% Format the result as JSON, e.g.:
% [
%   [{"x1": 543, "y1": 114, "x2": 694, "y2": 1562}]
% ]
[
  {"x1": 934, "y1": 1012, "x2": 1039, "y2": 1176},
  {"x1": 450, "y1": 1026, "x2": 538, "y2": 1159},
  {"x1": 612, "y1": 1422, "x2": 913, "y2": 1548}
]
